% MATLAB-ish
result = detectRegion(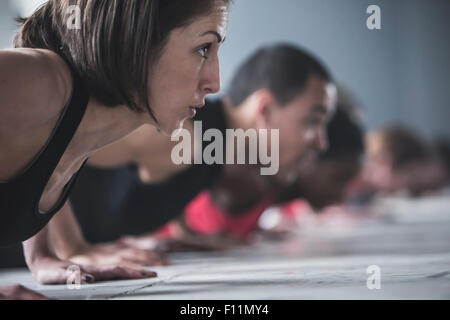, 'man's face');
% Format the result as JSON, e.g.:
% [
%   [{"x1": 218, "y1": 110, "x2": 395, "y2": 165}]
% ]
[{"x1": 268, "y1": 75, "x2": 336, "y2": 185}]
